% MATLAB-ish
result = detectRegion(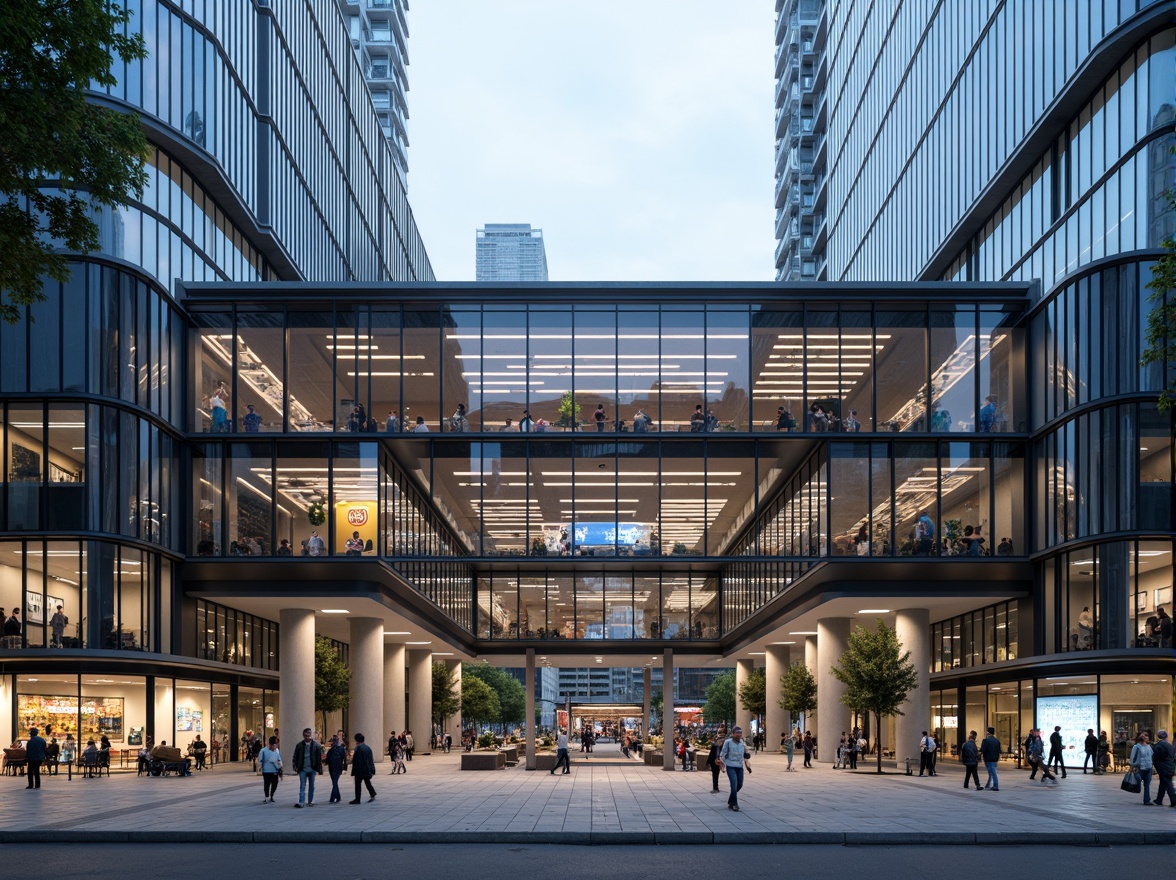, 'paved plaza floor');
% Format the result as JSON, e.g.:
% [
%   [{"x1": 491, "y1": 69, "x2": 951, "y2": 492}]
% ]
[{"x1": 1, "y1": 747, "x2": 1171, "y2": 845}]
